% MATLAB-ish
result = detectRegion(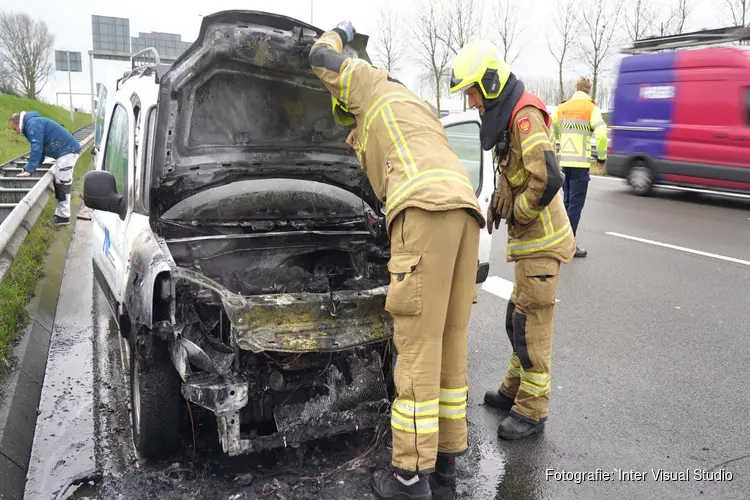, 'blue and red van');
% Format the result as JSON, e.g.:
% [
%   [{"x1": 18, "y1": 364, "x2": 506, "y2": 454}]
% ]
[{"x1": 607, "y1": 27, "x2": 750, "y2": 196}]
